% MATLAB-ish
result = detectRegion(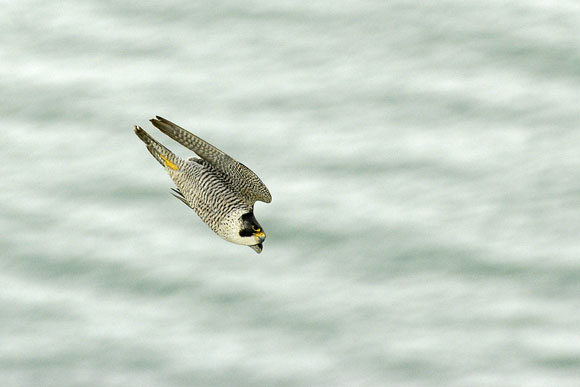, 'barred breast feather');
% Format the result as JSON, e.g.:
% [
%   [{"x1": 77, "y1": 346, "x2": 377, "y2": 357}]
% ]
[{"x1": 171, "y1": 159, "x2": 250, "y2": 233}]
